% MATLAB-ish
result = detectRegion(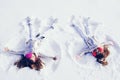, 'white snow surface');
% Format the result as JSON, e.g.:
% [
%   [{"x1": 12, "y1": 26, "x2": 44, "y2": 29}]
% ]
[{"x1": 0, "y1": 0, "x2": 120, "y2": 80}]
